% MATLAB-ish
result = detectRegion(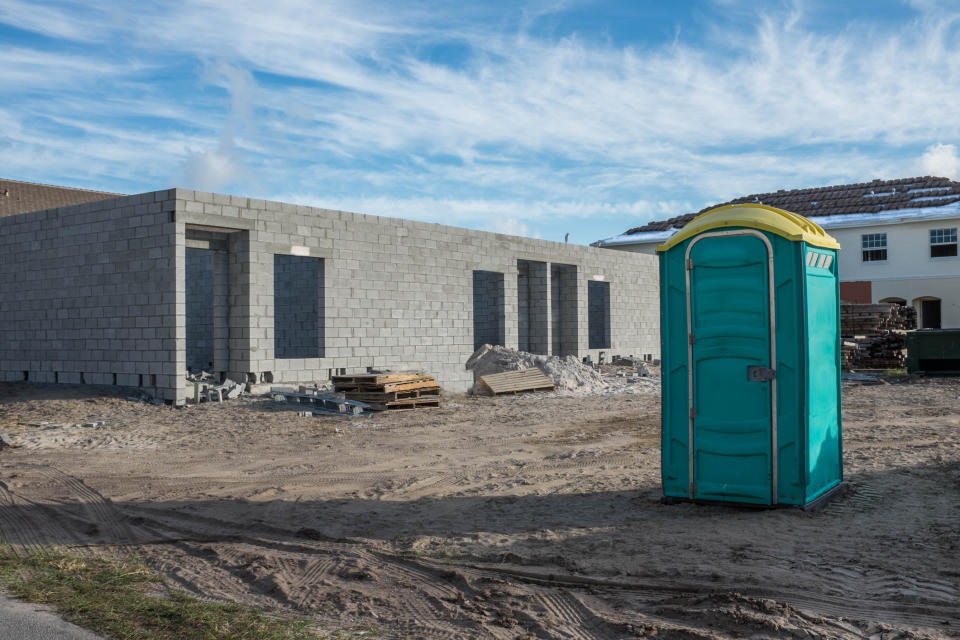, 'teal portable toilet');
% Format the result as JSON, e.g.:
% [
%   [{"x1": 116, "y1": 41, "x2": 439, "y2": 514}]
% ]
[{"x1": 658, "y1": 204, "x2": 843, "y2": 507}]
